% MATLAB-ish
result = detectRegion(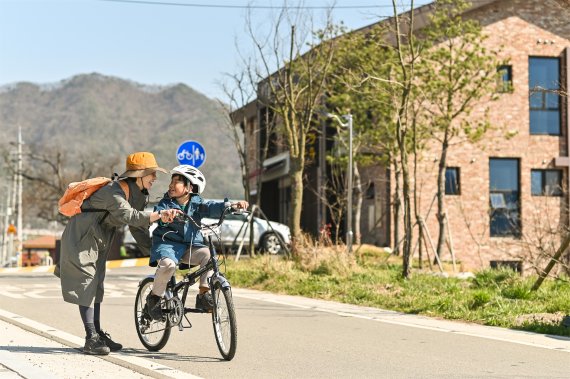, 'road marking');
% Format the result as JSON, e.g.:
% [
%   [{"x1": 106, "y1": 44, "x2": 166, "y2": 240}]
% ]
[
  {"x1": 232, "y1": 287, "x2": 570, "y2": 353},
  {"x1": 0, "y1": 257, "x2": 150, "y2": 274},
  {"x1": 0, "y1": 308, "x2": 202, "y2": 379},
  {"x1": 0, "y1": 281, "x2": 139, "y2": 300}
]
